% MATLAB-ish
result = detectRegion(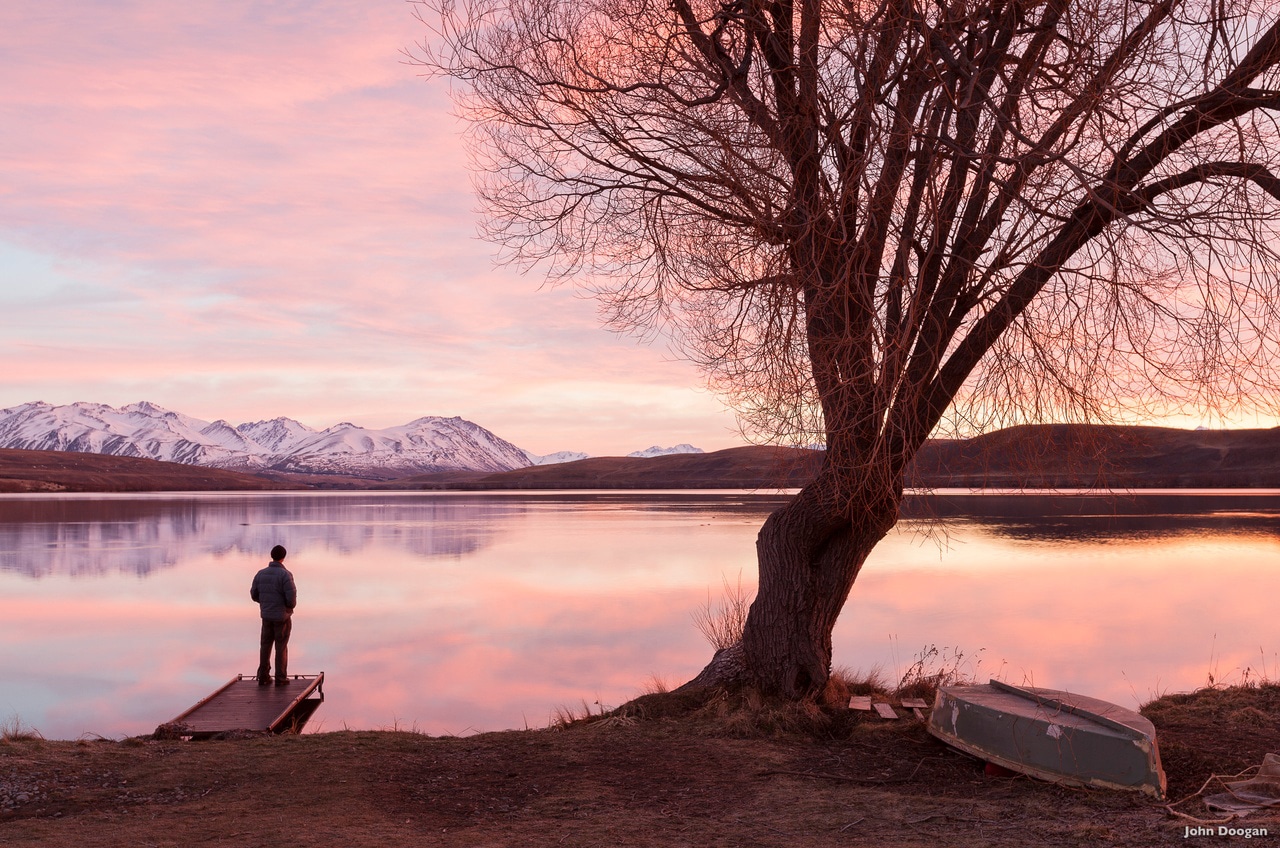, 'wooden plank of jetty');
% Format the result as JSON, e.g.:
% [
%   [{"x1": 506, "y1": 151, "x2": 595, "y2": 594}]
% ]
[{"x1": 156, "y1": 673, "x2": 325, "y2": 739}]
